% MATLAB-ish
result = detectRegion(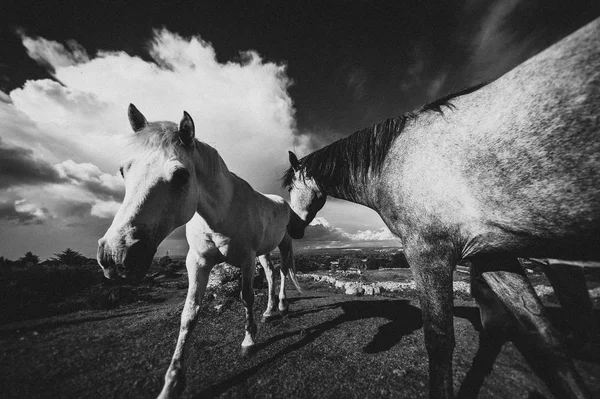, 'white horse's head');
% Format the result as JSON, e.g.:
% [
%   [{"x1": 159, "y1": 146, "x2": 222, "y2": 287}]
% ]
[
  {"x1": 97, "y1": 105, "x2": 200, "y2": 282},
  {"x1": 284, "y1": 151, "x2": 327, "y2": 239}
]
